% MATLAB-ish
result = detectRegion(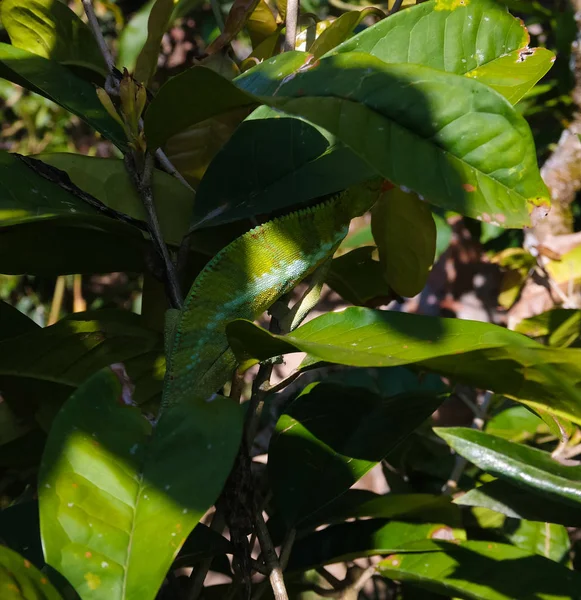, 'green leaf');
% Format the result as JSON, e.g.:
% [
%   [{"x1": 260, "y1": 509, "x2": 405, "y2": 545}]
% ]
[
  {"x1": 377, "y1": 540, "x2": 581, "y2": 600},
  {"x1": 515, "y1": 309, "x2": 581, "y2": 348},
  {"x1": 0, "y1": 299, "x2": 39, "y2": 341},
  {"x1": 0, "y1": 152, "x2": 145, "y2": 274},
  {"x1": 435, "y1": 427, "x2": 581, "y2": 508},
  {"x1": 456, "y1": 480, "x2": 581, "y2": 527},
  {"x1": 266, "y1": 54, "x2": 549, "y2": 228},
  {"x1": 269, "y1": 381, "x2": 445, "y2": 526},
  {"x1": 326, "y1": 246, "x2": 391, "y2": 306},
  {"x1": 0, "y1": 44, "x2": 126, "y2": 148},
  {"x1": 485, "y1": 405, "x2": 544, "y2": 442},
  {"x1": 39, "y1": 366, "x2": 242, "y2": 600},
  {"x1": 246, "y1": 0, "x2": 278, "y2": 48},
  {"x1": 330, "y1": 0, "x2": 553, "y2": 105},
  {"x1": 371, "y1": 188, "x2": 436, "y2": 297},
  {"x1": 0, "y1": 545, "x2": 62, "y2": 599},
  {"x1": 300, "y1": 490, "x2": 462, "y2": 530},
  {"x1": 134, "y1": 0, "x2": 175, "y2": 85},
  {"x1": 149, "y1": 53, "x2": 549, "y2": 227},
  {"x1": 0, "y1": 310, "x2": 164, "y2": 430},
  {"x1": 308, "y1": 8, "x2": 384, "y2": 59},
  {"x1": 465, "y1": 47, "x2": 556, "y2": 105},
  {"x1": 288, "y1": 520, "x2": 464, "y2": 573},
  {"x1": 503, "y1": 519, "x2": 570, "y2": 563},
  {"x1": 0, "y1": 0, "x2": 107, "y2": 77},
  {"x1": 37, "y1": 154, "x2": 194, "y2": 246},
  {"x1": 192, "y1": 109, "x2": 373, "y2": 228},
  {"x1": 226, "y1": 307, "x2": 581, "y2": 424}
]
